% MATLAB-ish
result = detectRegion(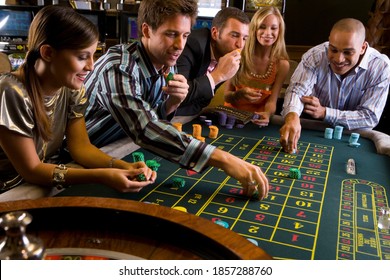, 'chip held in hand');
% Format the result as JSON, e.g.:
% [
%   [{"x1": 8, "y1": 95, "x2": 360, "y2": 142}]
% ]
[{"x1": 165, "y1": 72, "x2": 174, "y2": 83}]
